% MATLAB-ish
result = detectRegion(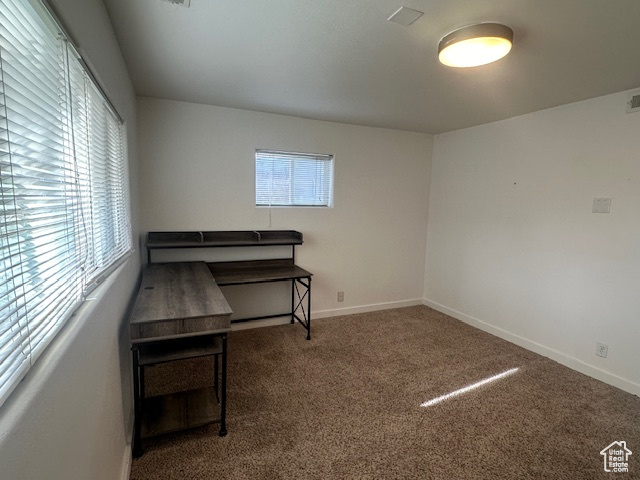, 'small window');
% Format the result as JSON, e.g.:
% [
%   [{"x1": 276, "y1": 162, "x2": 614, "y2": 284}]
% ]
[{"x1": 256, "y1": 150, "x2": 334, "y2": 207}]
